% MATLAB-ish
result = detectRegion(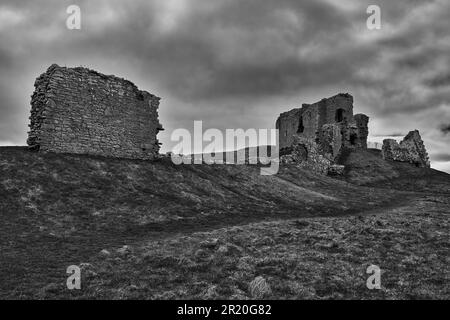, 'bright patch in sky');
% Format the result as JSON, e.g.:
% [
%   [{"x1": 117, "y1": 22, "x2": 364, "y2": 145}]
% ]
[{"x1": 0, "y1": 7, "x2": 24, "y2": 30}]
